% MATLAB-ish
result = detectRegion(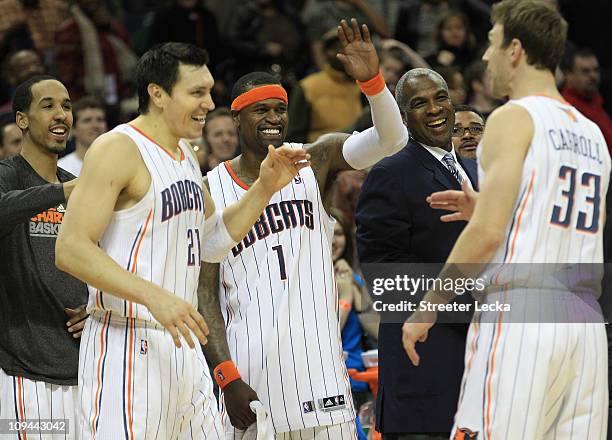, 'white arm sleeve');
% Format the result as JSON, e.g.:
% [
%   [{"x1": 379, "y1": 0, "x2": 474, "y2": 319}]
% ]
[
  {"x1": 200, "y1": 210, "x2": 237, "y2": 263},
  {"x1": 342, "y1": 86, "x2": 409, "y2": 170}
]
